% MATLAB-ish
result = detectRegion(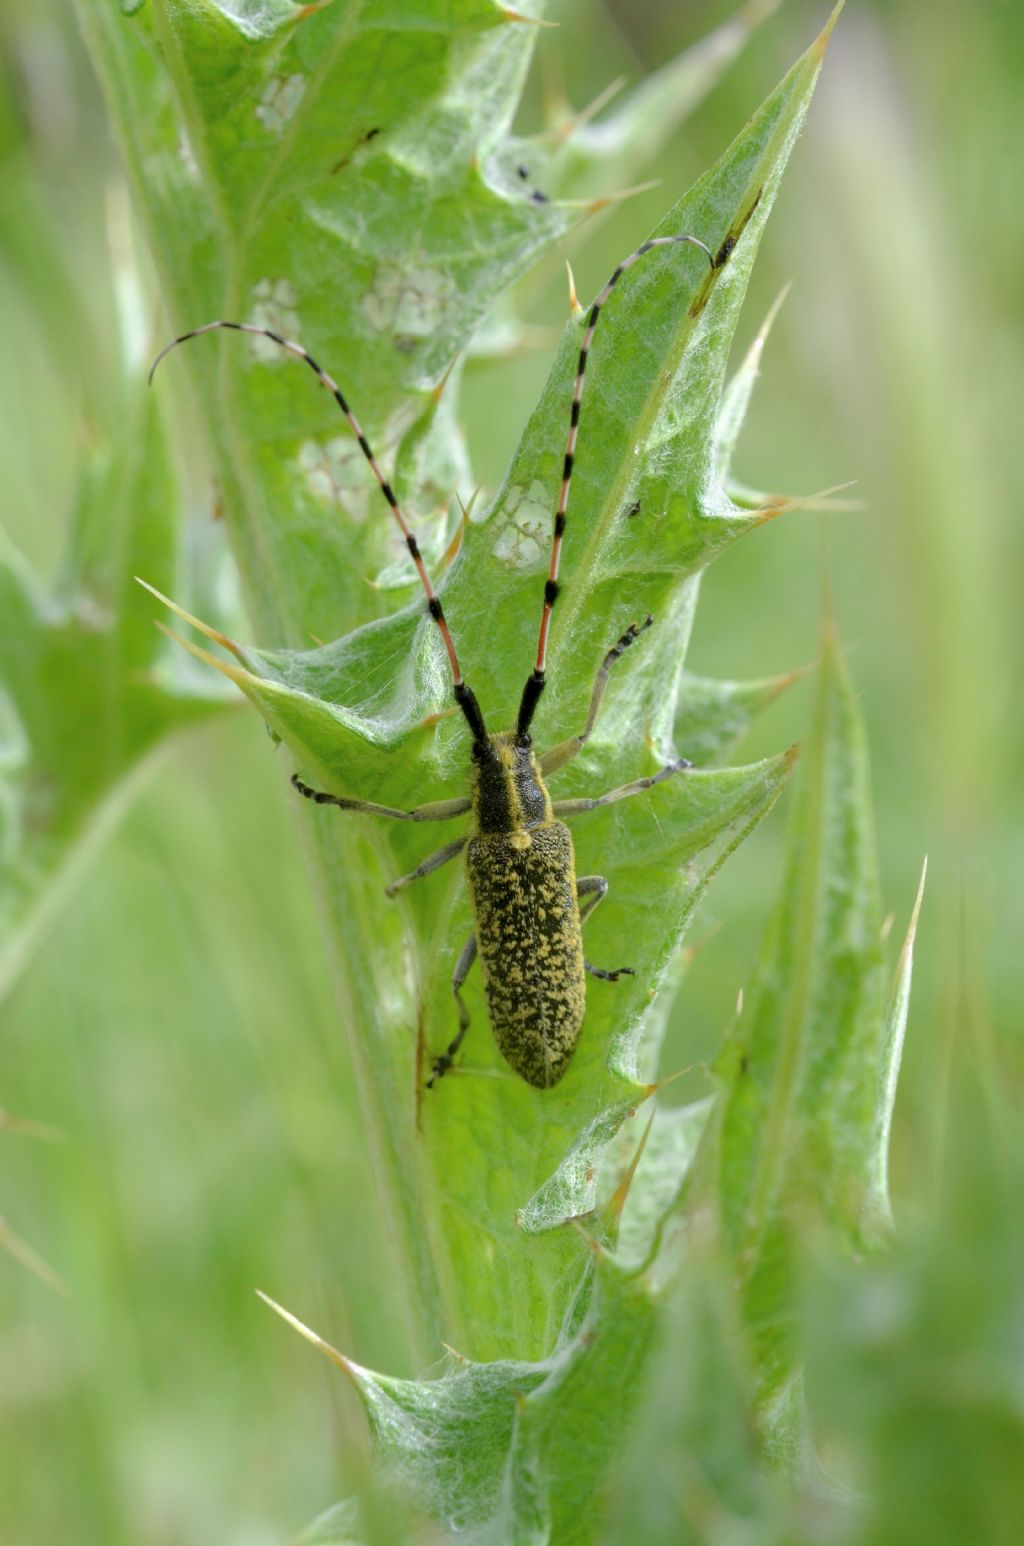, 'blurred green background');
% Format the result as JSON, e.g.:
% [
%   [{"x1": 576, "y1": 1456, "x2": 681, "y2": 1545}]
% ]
[{"x1": 1, "y1": 1, "x2": 1021, "y2": 1542}]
